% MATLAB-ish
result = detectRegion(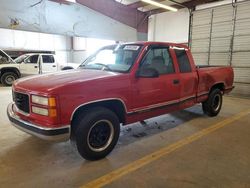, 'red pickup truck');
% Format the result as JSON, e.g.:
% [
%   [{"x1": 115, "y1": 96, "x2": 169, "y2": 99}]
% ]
[{"x1": 7, "y1": 42, "x2": 234, "y2": 160}]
